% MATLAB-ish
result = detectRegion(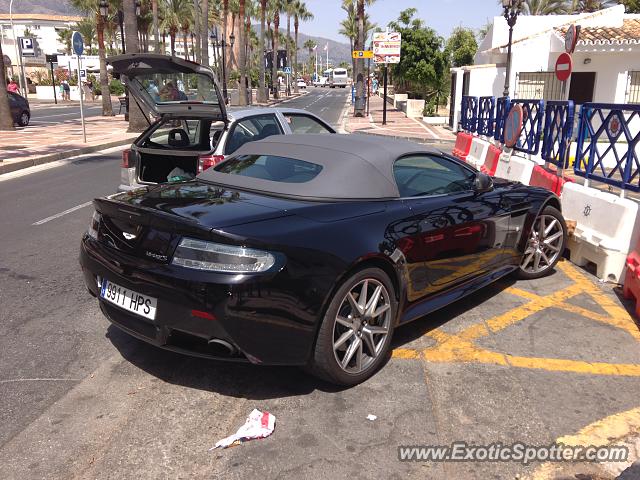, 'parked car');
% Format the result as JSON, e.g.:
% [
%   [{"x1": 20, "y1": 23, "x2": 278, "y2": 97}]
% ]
[
  {"x1": 8, "y1": 91, "x2": 30, "y2": 126},
  {"x1": 80, "y1": 134, "x2": 567, "y2": 386},
  {"x1": 296, "y1": 78, "x2": 307, "y2": 89},
  {"x1": 108, "y1": 53, "x2": 335, "y2": 191}
]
